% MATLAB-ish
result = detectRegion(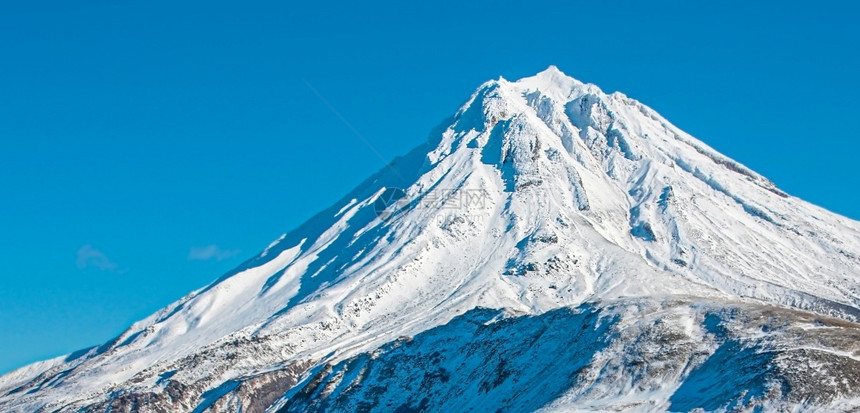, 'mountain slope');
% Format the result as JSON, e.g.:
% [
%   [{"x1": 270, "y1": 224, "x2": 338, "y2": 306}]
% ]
[{"x1": 2, "y1": 66, "x2": 859, "y2": 412}]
